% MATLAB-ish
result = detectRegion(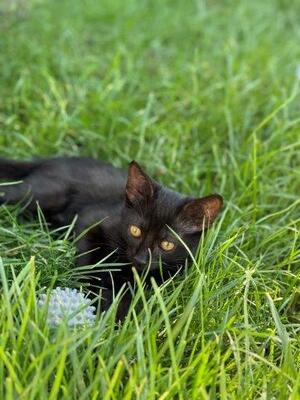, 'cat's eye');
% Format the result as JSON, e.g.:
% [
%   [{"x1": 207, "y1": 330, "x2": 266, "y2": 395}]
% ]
[
  {"x1": 129, "y1": 225, "x2": 142, "y2": 238},
  {"x1": 160, "y1": 240, "x2": 175, "y2": 252}
]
